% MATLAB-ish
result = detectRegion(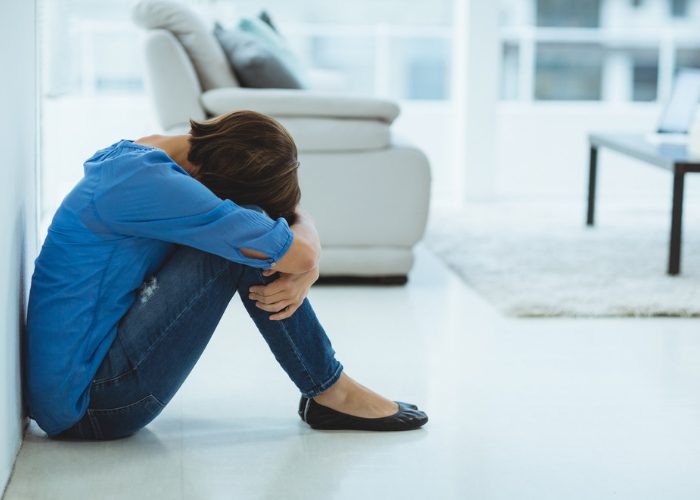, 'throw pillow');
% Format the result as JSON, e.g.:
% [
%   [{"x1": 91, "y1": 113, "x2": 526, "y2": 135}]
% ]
[
  {"x1": 237, "y1": 16, "x2": 309, "y2": 87},
  {"x1": 214, "y1": 24, "x2": 305, "y2": 89},
  {"x1": 258, "y1": 10, "x2": 278, "y2": 33},
  {"x1": 131, "y1": 0, "x2": 239, "y2": 90}
]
